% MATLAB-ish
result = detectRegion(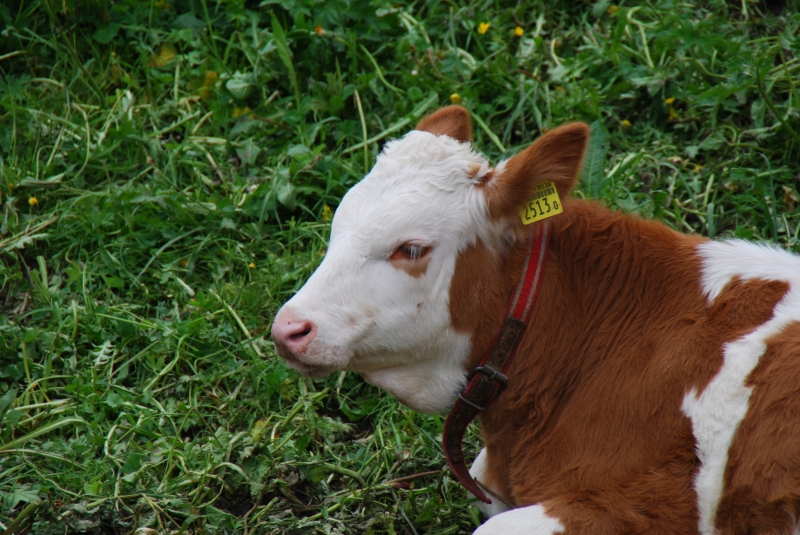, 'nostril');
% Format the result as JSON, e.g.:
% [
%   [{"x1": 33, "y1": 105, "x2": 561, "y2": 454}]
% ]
[
  {"x1": 289, "y1": 324, "x2": 313, "y2": 341},
  {"x1": 272, "y1": 311, "x2": 317, "y2": 356}
]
